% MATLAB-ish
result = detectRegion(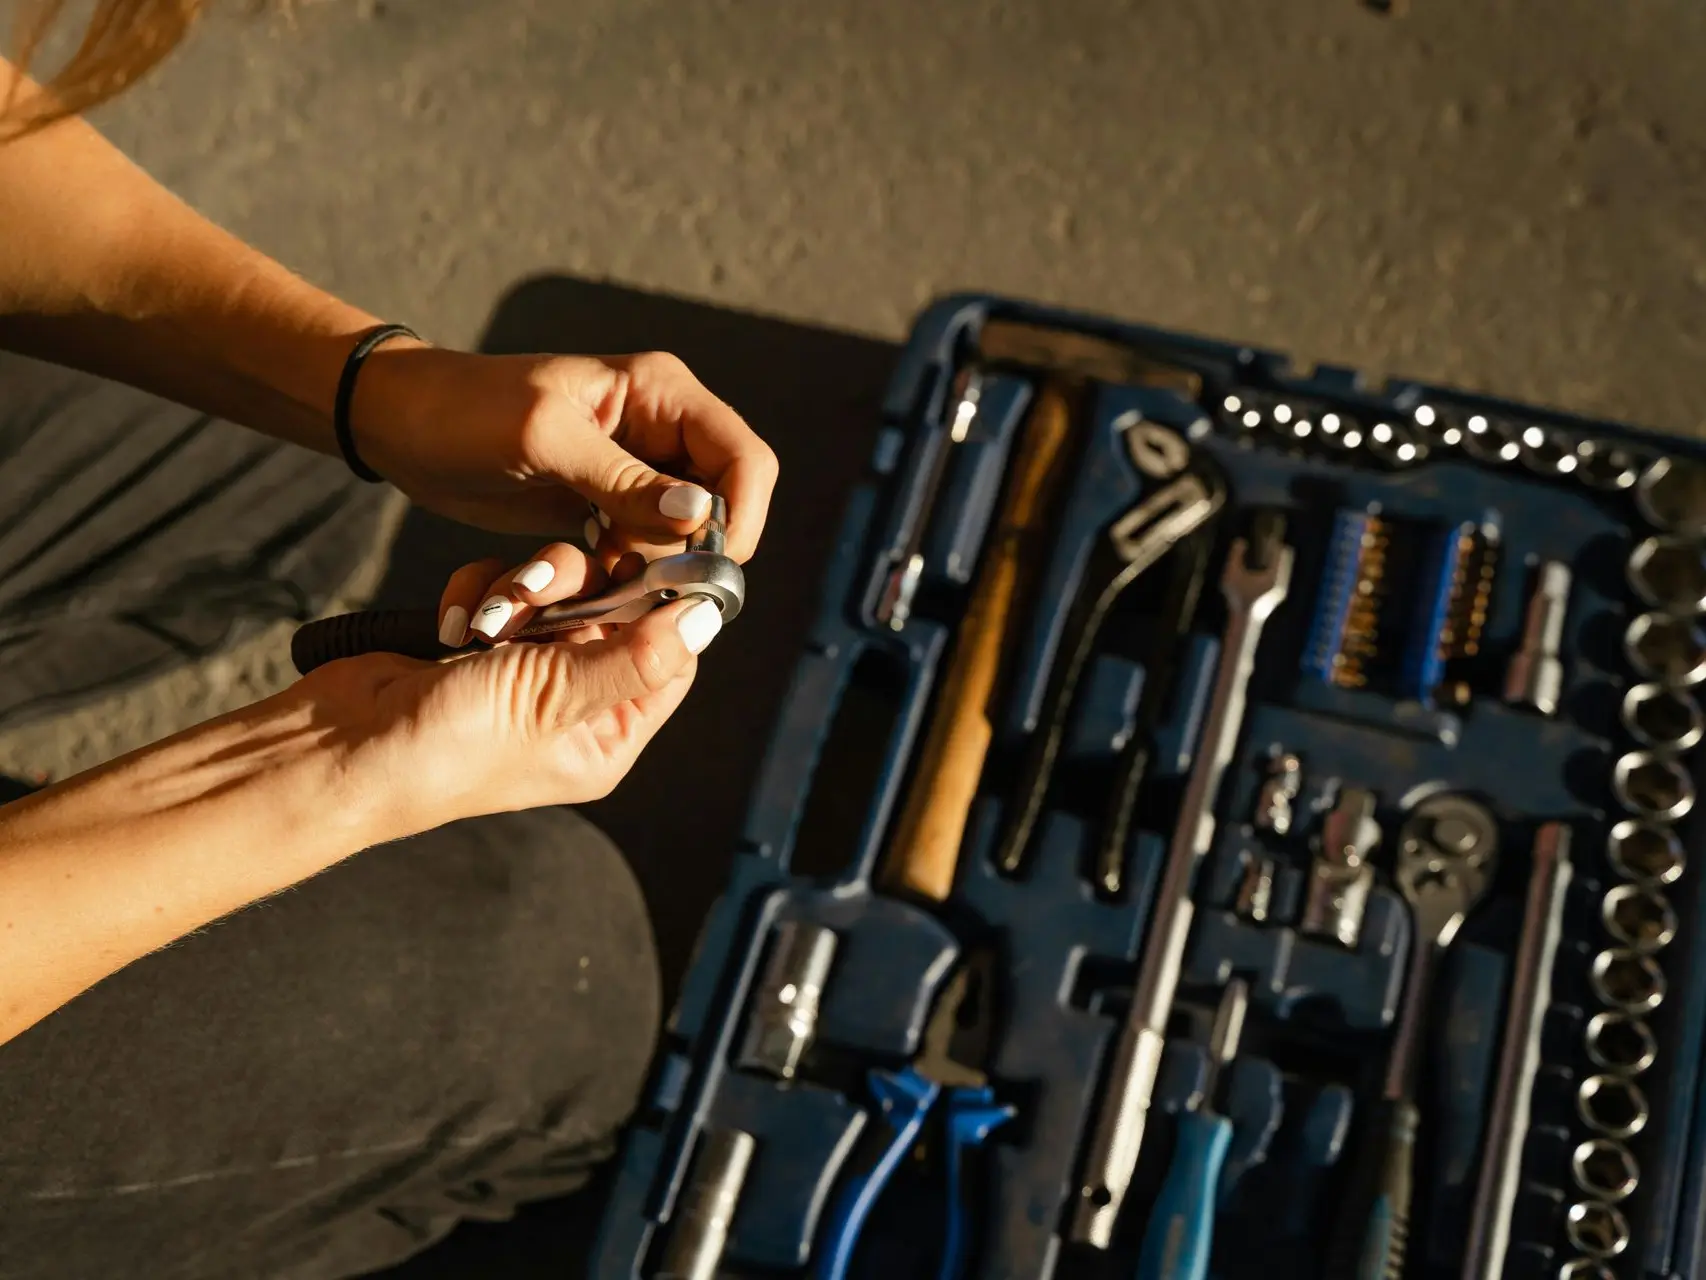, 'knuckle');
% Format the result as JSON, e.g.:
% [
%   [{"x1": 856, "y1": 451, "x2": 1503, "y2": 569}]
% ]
[
  {"x1": 625, "y1": 631, "x2": 677, "y2": 696},
  {"x1": 602, "y1": 454, "x2": 659, "y2": 499},
  {"x1": 636, "y1": 350, "x2": 689, "y2": 380}
]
